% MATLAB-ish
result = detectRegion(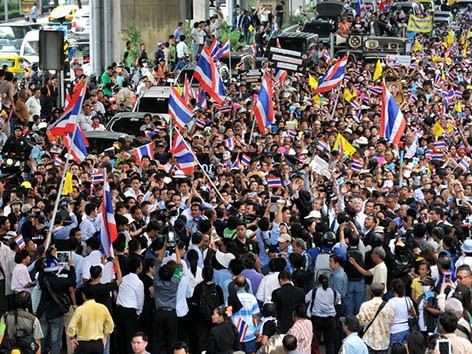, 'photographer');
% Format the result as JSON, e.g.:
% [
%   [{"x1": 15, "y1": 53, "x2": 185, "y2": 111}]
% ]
[{"x1": 153, "y1": 238, "x2": 183, "y2": 354}]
